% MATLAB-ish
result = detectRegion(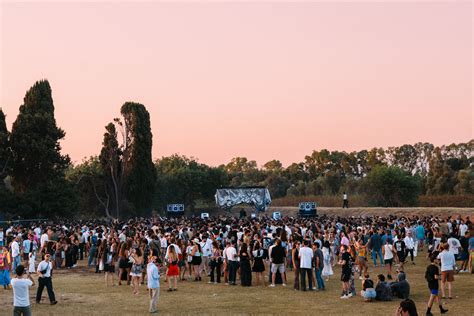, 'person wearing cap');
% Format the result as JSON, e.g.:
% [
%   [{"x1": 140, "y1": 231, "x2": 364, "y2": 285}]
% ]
[
  {"x1": 147, "y1": 256, "x2": 160, "y2": 313},
  {"x1": 36, "y1": 253, "x2": 57, "y2": 305}
]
